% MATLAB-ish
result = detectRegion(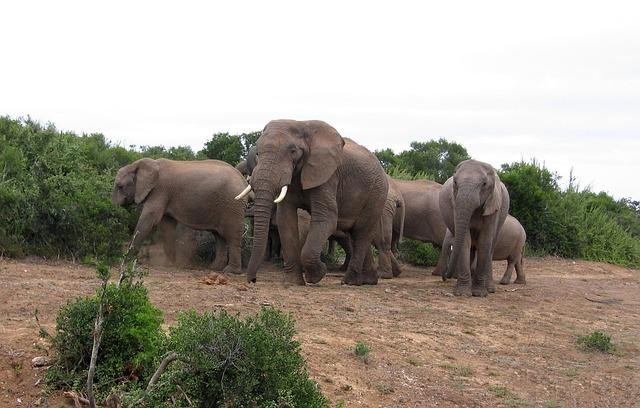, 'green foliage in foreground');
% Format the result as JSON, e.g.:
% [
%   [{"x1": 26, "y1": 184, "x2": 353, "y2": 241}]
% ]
[
  {"x1": 577, "y1": 331, "x2": 615, "y2": 353},
  {"x1": 133, "y1": 308, "x2": 328, "y2": 408},
  {"x1": 44, "y1": 279, "x2": 165, "y2": 398}
]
